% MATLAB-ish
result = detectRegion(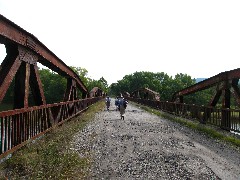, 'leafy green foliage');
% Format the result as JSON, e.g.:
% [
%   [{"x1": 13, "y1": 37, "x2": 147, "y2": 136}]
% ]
[
  {"x1": 39, "y1": 69, "x2": 67, "y2": 104},
  {"x1": 109, "y1": 71, "x2": 195, "y2": 102},
  {"x1": 108, "y1": 71, "x2": 239, "y2": 107},
  {"x1": 87, "y1": 77, "x2": 108, "y2": 94},
  {"x1": 70, "y1": 66, "x2": 89, "y2": 88},
  {"x1": 70, "y1": 67, "x2": 109, "y2": 95}
]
